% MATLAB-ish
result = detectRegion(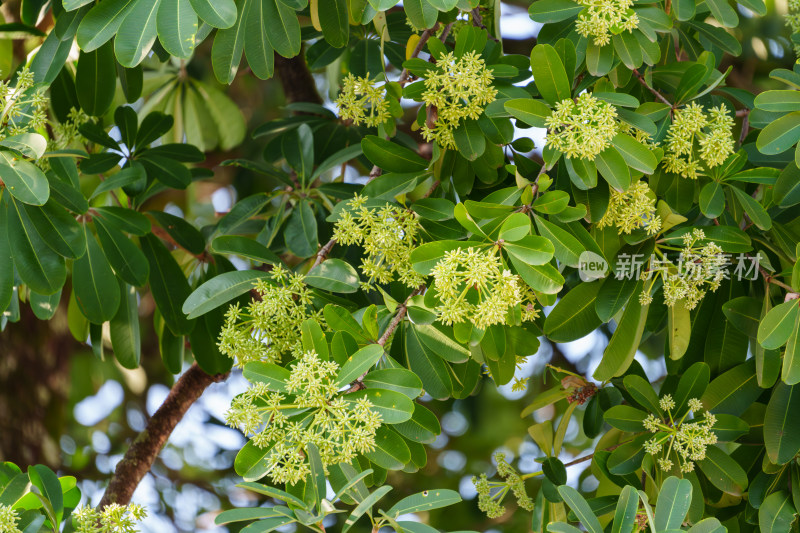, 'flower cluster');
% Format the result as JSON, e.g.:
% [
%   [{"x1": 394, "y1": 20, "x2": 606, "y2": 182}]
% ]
[
  {"x1": 217, "y1": 266, "x2": 322, "y2": 367},
  {"x1": 662, "y1": 103, "x2": 735, "y2": 179},
  {"x1": 0, "y1": 67, "x2": 48, "y2": 139},
  {"x1": 0, "y1": 504, "x2": 21, "y2": 533},
  {"x1": 333, "y1": 195, "x2": 425, "y2": 290},
  {"x1": 50, "y1": 107, "x2": 90, "y2": 150},
  {"x1": 473, "y1": 453, "x2": 534, "y2": 518},
  {"x1": 431, "y1": 247, "x2": 527, "y2": 330},
  {"x1": 421, "y1": 52, "x2": 497, "y2": 149},
  {"x1": 640, "y1": 229, "x2": 726, "y2": 309},
  {"x1": 336, "y1": 74, "x2": 391, "y2": 127},
  {"x1": 643, "y1": 395, "x2": 717, "y2": 473},
  {"x1": 575, "y1": 0, "x2": 639, "y2": 46},
  {"x1": 225, "y1": 350, "x2": 382, "y2": 485},
  {"x1": 73, "y1": 503, "x2": 146, "y2": 533},
  {"x1": 597, "y1": 180, "x2": 662, "y2": 235},
  {"x1": 545, "y1": 93, "x2": 619, "y2": 160}
]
